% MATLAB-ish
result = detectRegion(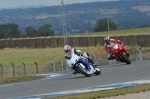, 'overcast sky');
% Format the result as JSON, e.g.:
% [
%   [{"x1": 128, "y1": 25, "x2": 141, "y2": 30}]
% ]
[{"x1": 0, "y1": 0, "x2": 117, "y2": 8}]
